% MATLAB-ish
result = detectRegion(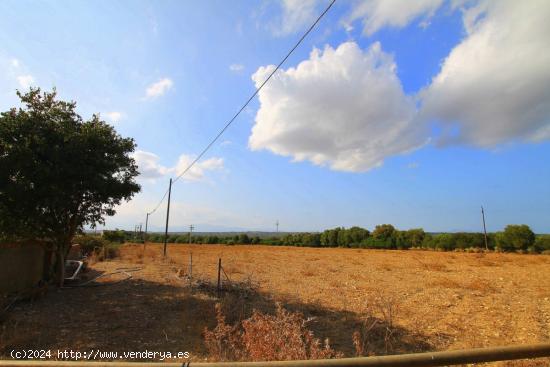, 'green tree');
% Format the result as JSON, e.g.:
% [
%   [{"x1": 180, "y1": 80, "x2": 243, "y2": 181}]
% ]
[
  {"x1": 347, "y1": 226, "x2": 369, "y2": 246},
  {"x1": 496, "y1": 224, "x2": 535, "y2": 251},
  {"x1": 320, "y1": 228, "x2": 341, "y2": 247},
  {"x1": 433, "y1": 233, "x2": 455, "y2": 251},
  {"x1": 406, "y1": 228, "x2": 426, "y2": 247},
  {"x1": 238, "y1": 233, "x2": 251, "y2": 244},
  {"x1": 372, "y1": 224, "x2": 395, "y2": 241},
  {"x1": 0, "y1": 89, "x2": 140, "y2": 285}
]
